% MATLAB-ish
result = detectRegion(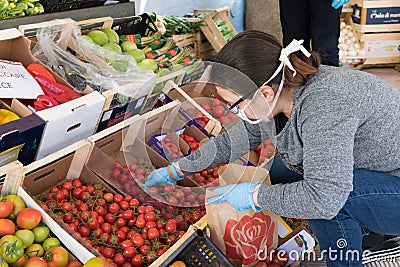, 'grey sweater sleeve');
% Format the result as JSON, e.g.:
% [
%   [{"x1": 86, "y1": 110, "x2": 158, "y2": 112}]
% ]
[
  {"x1": 258, "y1": 89, "x2": 359, "y2": 219},
  {"x1": 178, "y1": 120, "x2": 274, "y2": 174}
]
